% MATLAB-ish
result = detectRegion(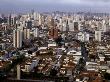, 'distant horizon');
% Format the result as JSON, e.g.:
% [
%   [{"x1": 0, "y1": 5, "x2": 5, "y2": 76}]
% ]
[{"x1": 0, "y1": 10, "x2": 110, "y2": 15}]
